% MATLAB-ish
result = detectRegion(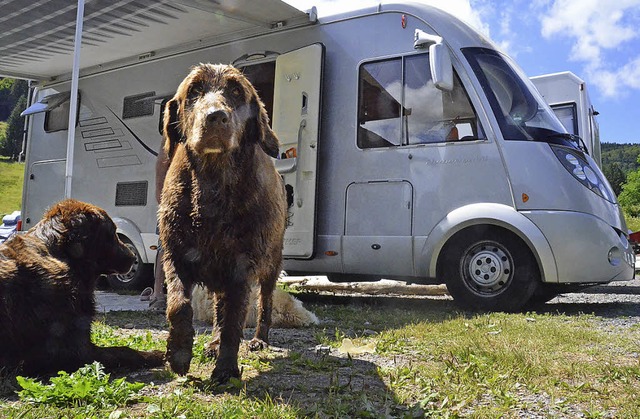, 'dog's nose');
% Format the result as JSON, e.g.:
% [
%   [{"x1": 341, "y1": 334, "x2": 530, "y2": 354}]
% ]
[{"x1": 206, "y1": 109, "x2": 229, "y2": 126}]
